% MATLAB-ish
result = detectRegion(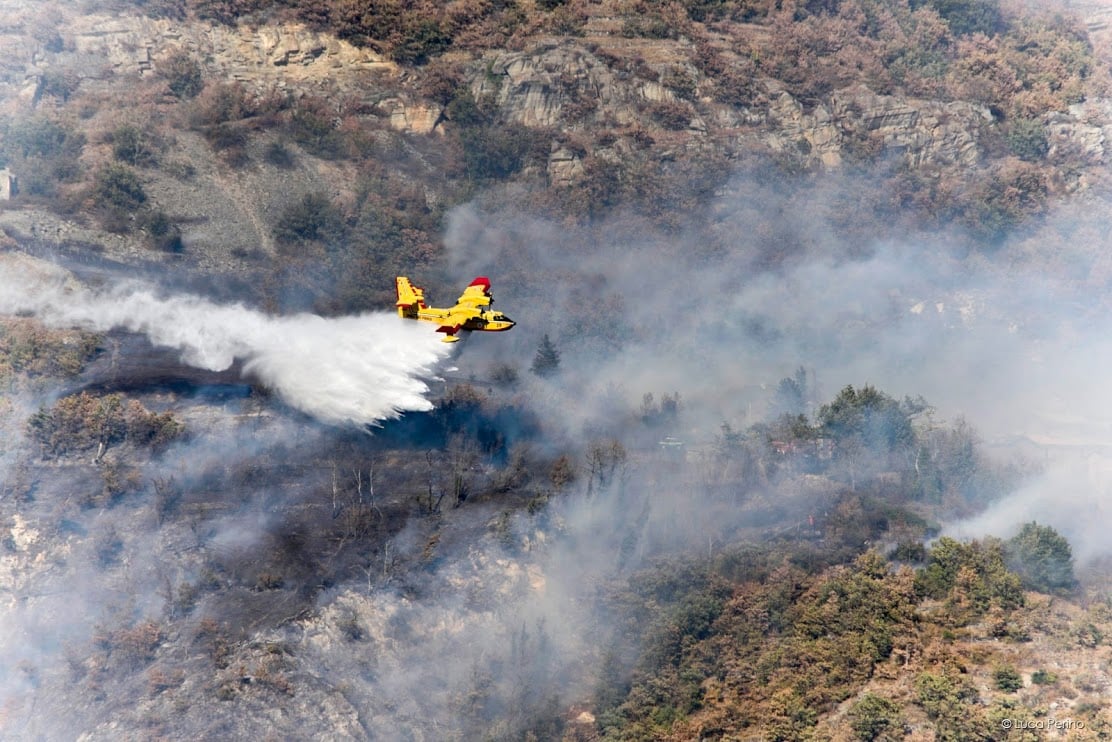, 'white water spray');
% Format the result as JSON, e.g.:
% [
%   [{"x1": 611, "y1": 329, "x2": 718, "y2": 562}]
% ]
[{"x1": 0, "y1": 257, "x2": 452, "y2": 425}]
